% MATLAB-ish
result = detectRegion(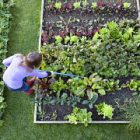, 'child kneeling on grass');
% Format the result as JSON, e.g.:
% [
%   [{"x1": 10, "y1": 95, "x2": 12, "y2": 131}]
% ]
[{"x1": 2, "y1": 52, "x2": 52, "y2": 95}]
